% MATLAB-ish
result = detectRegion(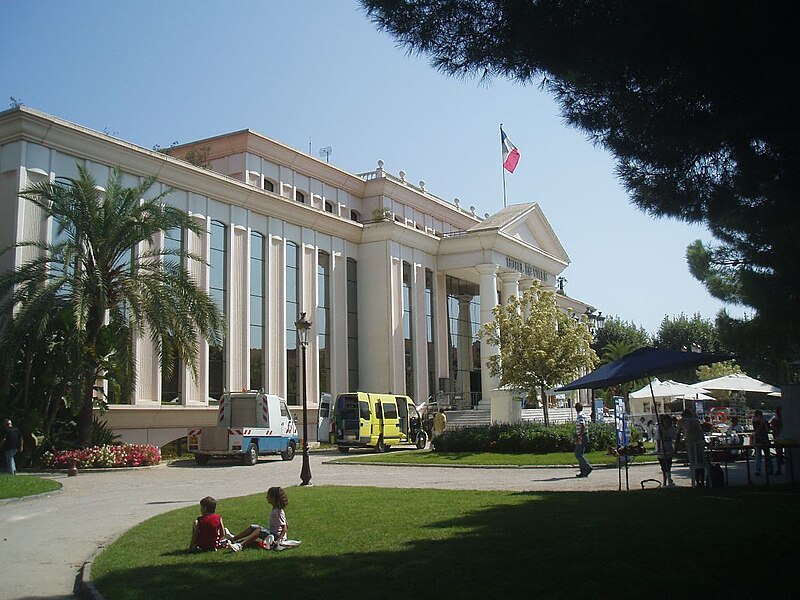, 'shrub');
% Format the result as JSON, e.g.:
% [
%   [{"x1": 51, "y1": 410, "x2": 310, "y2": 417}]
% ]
[
  {"x1": 42, "y1": 444, "x2": 161, "y2": 469},
  {"x1": 432, "y1": 421, "x2": 617, "y2": 454}
]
